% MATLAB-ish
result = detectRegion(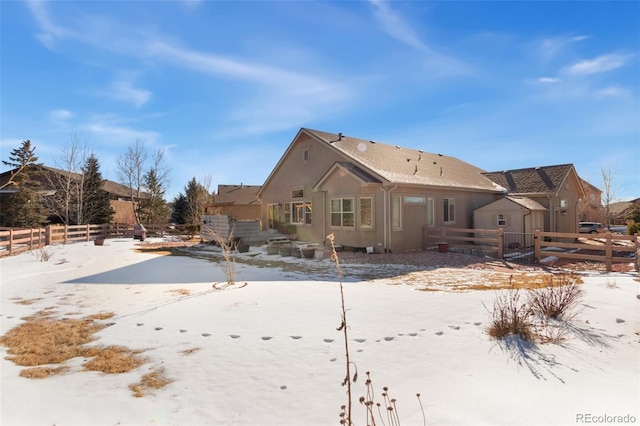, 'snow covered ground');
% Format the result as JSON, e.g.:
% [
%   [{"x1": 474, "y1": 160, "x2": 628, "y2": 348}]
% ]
[{"x1": 1, "y1": 237, "x2": 638, "y2": 426}]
